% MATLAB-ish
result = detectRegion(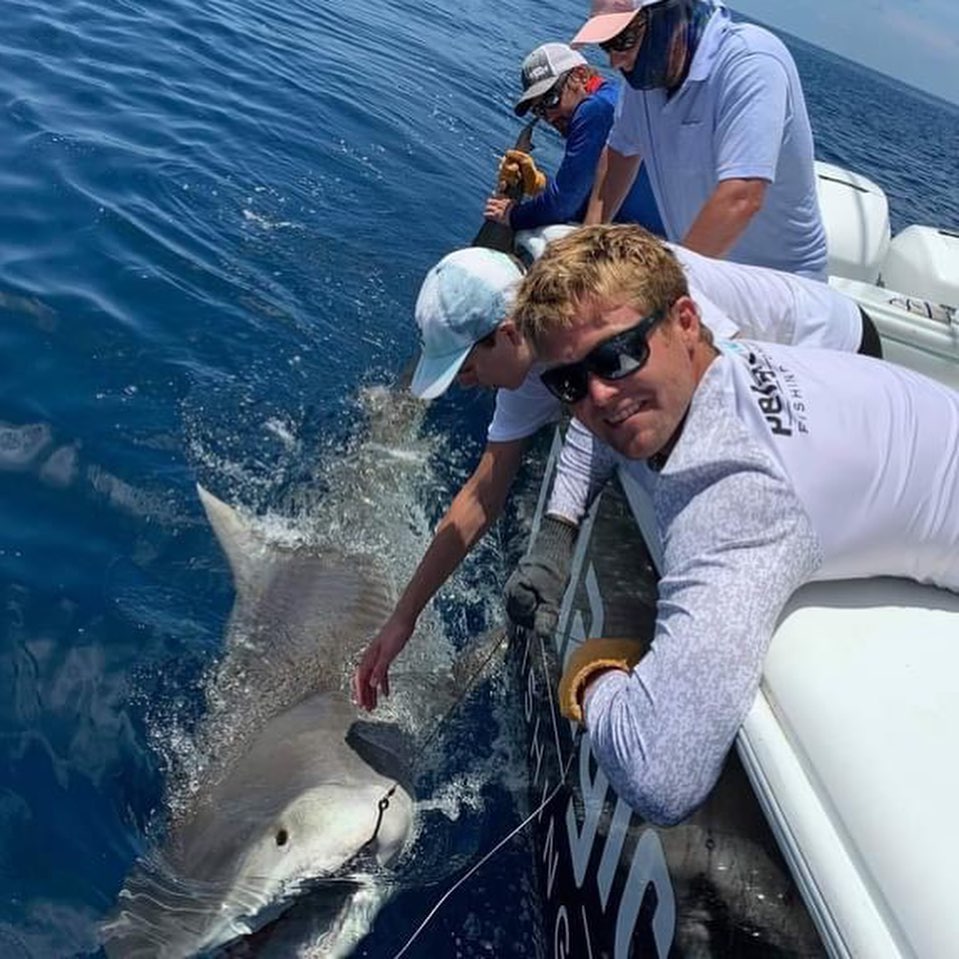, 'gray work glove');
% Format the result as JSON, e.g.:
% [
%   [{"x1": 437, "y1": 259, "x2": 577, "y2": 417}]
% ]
[{"x1": 505, "y1": 515, "x2": 577, "y2": 638}]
